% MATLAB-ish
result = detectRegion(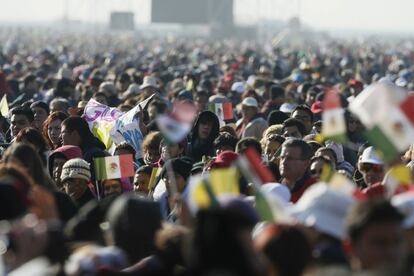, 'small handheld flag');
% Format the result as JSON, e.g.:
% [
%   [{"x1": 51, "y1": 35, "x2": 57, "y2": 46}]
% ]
[{"x1": 94, "y1": 154, "x2": 135, "y2": 181}]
